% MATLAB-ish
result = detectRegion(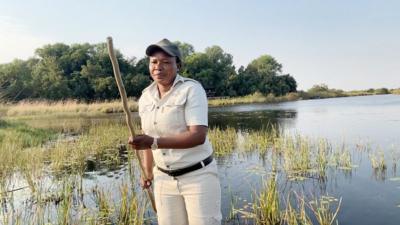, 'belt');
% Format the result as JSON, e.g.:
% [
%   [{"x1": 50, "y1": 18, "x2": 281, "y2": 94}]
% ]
[{"x1": 157, "y1": 155, "x2": 213, "y2": 177}]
